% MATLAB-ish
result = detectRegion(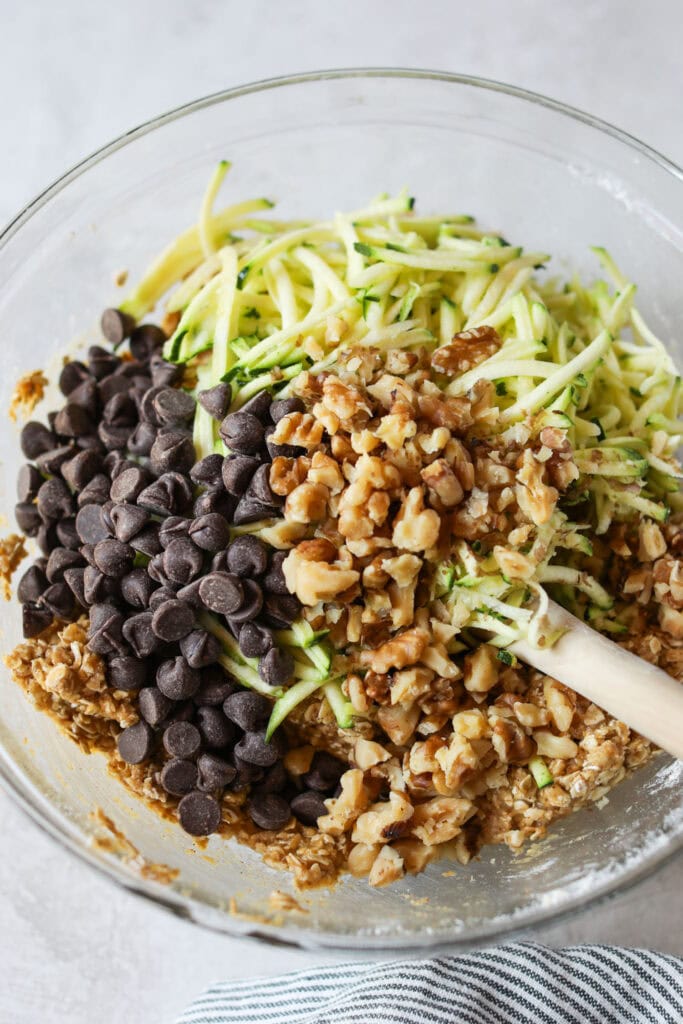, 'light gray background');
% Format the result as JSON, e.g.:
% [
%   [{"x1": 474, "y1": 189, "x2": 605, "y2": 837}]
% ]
[{"x1": 1, "y1": 2, "x2": 682, "y2": 1022}]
